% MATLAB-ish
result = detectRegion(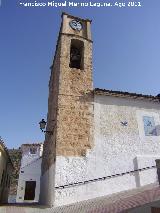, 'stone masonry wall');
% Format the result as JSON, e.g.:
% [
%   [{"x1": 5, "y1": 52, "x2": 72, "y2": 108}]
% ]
[
  {"x1": 41, "y1": 38, "x2": 61, "y2": 174},
  {"x1": 8, "y1": 149, "x2": 21, "y2": 202},
  {"x1": 56, "y1": 34, "x2": 94, "y2": 157},
  {"x1": 40, "y1": 14, "x2": 94, "y2": 206}
]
